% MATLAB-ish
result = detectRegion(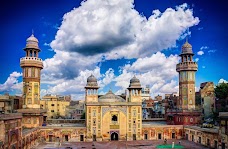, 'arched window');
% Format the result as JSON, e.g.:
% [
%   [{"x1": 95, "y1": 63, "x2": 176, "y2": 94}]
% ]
[{"x1": 112, "y1": 115, "x2": 117, "y2": 122}]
